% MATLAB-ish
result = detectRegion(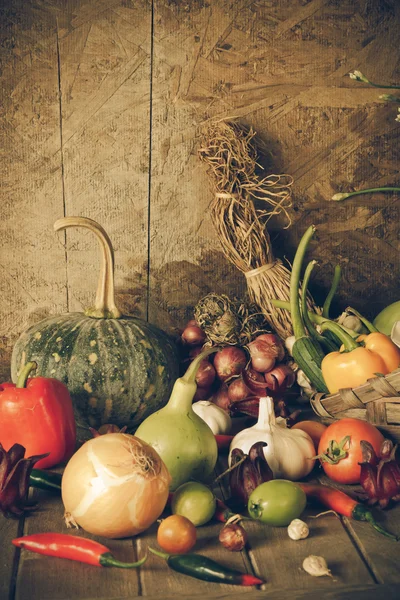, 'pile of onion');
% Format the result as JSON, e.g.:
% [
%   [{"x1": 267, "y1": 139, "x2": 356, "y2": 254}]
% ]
[
  {"x1": 61, "y1": 433, "x2": 171, "y2": 539},
  {"x1": 180, "y1": 318, "x2": 294, "y2": 417}
]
